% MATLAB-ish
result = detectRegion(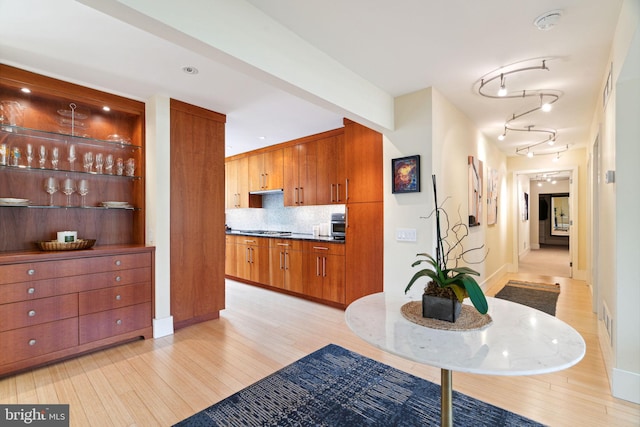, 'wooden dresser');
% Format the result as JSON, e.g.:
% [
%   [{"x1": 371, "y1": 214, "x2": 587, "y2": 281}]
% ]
[{"x1": 0, "y1": 246, "x2": 154, "y2": 377}]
